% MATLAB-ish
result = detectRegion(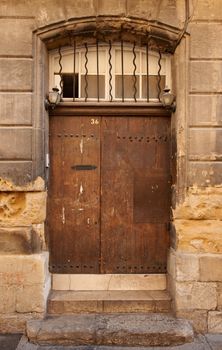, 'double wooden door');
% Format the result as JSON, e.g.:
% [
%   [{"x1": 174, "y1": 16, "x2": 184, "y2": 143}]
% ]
[{"x1": 48, "y1": 115, "x2": 171, "y2": 274}]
